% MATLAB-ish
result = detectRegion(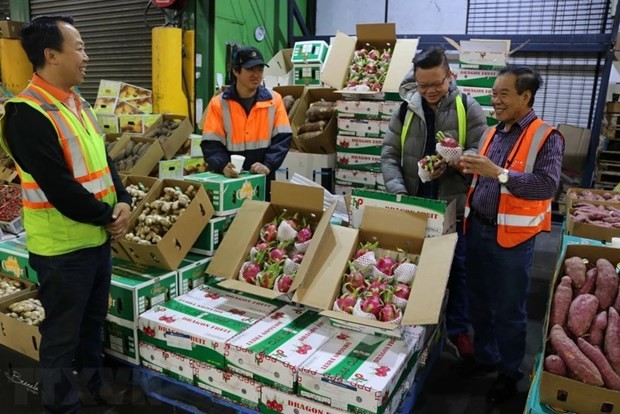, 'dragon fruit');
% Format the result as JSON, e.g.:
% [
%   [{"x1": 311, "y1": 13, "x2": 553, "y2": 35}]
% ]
[
  {"x1": 296, "y1": 224, "x2": 313, "y2": 244},
  {"x1": 344, "y1": 262, "x2": 367, "y2": 289},
  {"x1": 289, "y1": 251, "x2": 305, "y2": 264},
  {"x1": 367, "y1": 276, "x2": 389, "y2": 295},
  {"x1": 275, "y1": 273, "x2": 295, "y2": 293},
  {"x1": 260, "y1": 221, "x2": 278, "y2": 242},
  {"x1": 354, "y1": 241, "x2": 378, "y2": 259},
  {"x1": 256, "y1": 261, "x2": 284, "y2": 289},
  {"x1": 335, "y1": 292, "x2": 358, "y2": 314},
  {"x1": 360, "y1": 295, "x2": 383, "y2": 318},
  {"x1": 435, "y1": 131, "x2": 462, "y2": 163},
  {"x1": 240, "y1": 261, "x2": 261, "y2": 285},
  {"x1": 269, "y1": 241, "x2": 291, "y2": 262},
  {"x1": 376, "y1": 255, "x2": 397, "y2": 276},
  {"x1": 277, "y1": 214, "x2": 299, "y2": 242},
  {"x1": 394, "y1": 283, "x2": 411, "y2": 300},
  {"x1": 379, "y1": 304, "x2": 402, "y2": 323}
]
